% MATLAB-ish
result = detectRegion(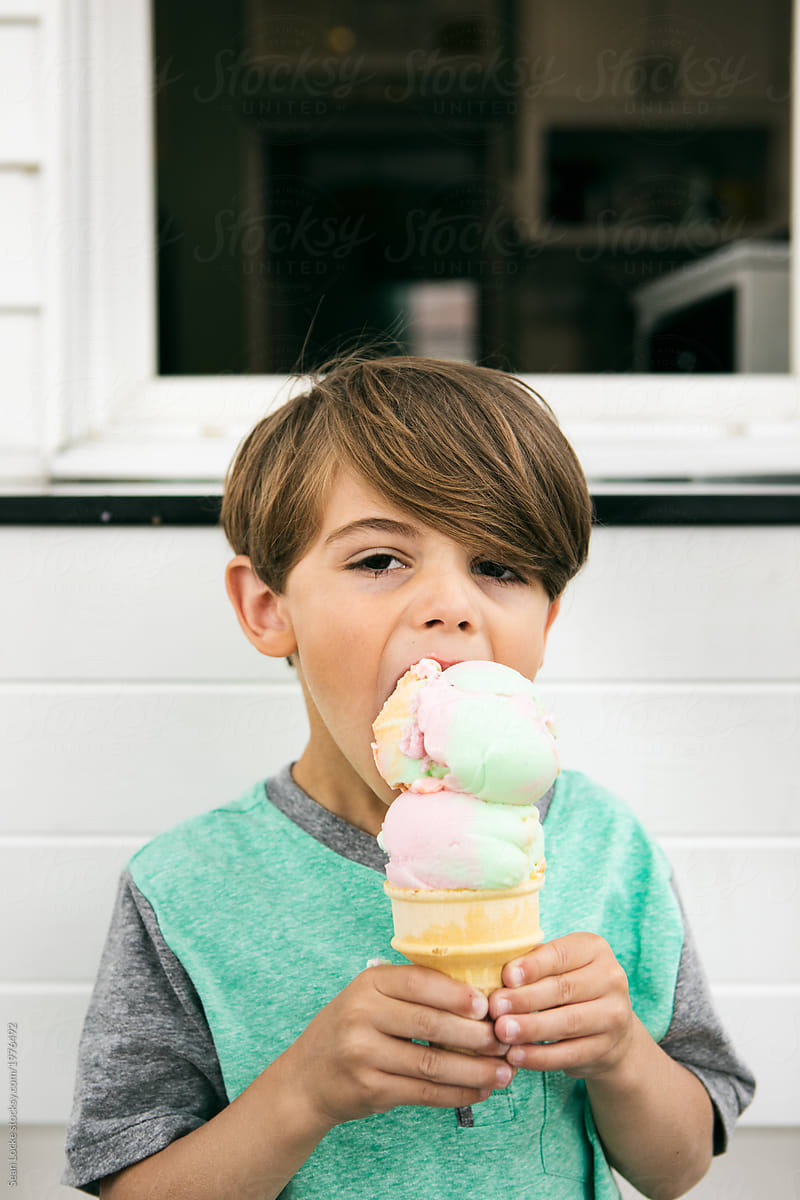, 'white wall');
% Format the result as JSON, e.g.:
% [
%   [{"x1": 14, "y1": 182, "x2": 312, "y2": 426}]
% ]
[
  {"x1": 0, "y1": 5, "x2": 44, "y2": 482},
  {"x1": 1, "y1": 3, "x2": 798, "y2": 1194},
  {"x1": 1, "y1": 521, "x2": 798, "y2": 1195}
]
